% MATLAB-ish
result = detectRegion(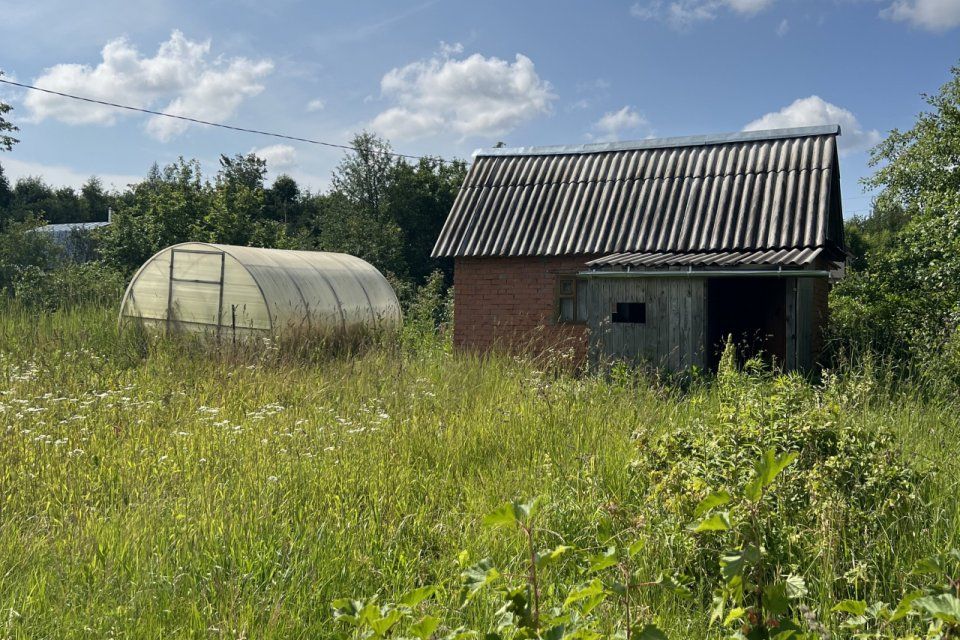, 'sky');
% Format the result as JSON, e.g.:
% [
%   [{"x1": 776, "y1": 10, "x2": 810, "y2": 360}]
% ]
[{"x1": 0, "y1": 0, "x2": 958, "y2": 218}]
